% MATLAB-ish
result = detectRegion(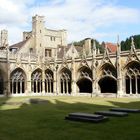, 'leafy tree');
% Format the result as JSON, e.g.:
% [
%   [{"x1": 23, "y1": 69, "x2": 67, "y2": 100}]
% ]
[
  {"x1": 72, "y1": 38, "x2": 104, "y2": 53},
  {"x1": 121, "y1": 35, "x2": 140, "y2": 51}
]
